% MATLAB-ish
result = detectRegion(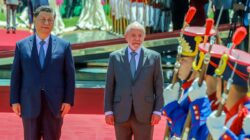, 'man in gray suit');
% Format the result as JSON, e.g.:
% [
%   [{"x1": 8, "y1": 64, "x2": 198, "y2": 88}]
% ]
[{"x1": 104, "y1": 21, "x2": 164, "y2": 140}]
